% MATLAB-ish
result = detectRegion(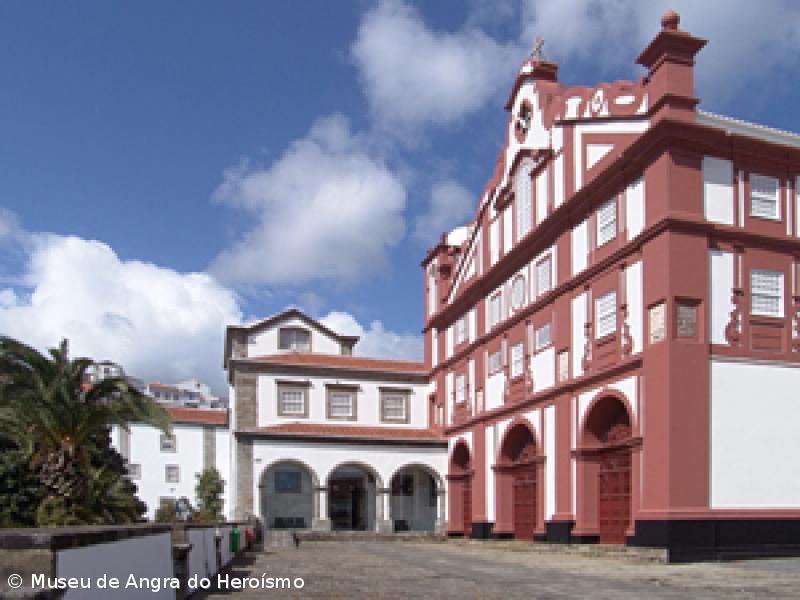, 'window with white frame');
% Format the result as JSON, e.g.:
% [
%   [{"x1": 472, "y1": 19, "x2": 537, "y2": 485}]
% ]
[
  {"x1": 750, "y1": 269, "x2": 784, "y2": 317},
  {"x1": 536, "y1": 256, "x2": 552, "y2": 296},
  {"x1": 278, "y1": 327, "x2": 311, "y2": 351},
  {"x1": 535, "y1": 323, "x2": 552, "y2": 350},
  {"x1": 510, "y1": 342, "x2": 524, "y2": 378},
  {"x1": 277, "y1": 385, "x2": 308, "y2": 417},
  {"x1": 511, "y1": 275, "x2": 526, "y2": 311},
  {"x1": 455, "y1": 374, "x2": 466, "y2": 404},
  {"x1": 165, "y1": 465, "x2": 180, "y2": 484},
  {"x1": 515, "y1": 164, "x2": 533, "y2": 241},
  {"x1": 750, "y1": 174, "x2": 780, "y2": 220},
  {"x1": 489, "y1": 293, "x2": 502, "y2": 328},
  {"x1": 160, "y1": 434, "x2": 176, "y2": 453},
  {"x1": 455, "y1": 315, "x2": 467, "y2": 345},
  {"x1": 488, "y1": 350, "x2": 502, "y2": 374},
  {"x1": 597, "y1": 198, "x2": 617, "y2": 246},
  {"x1": 595, "y1": 291, "x2": 618, "y2": 339},
  {"x1": 327, "y1": 388, "x2": 356, "y2": 420},
  {"x1": 380, "y1": 391, "x2": 409, "y2": 423}
]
